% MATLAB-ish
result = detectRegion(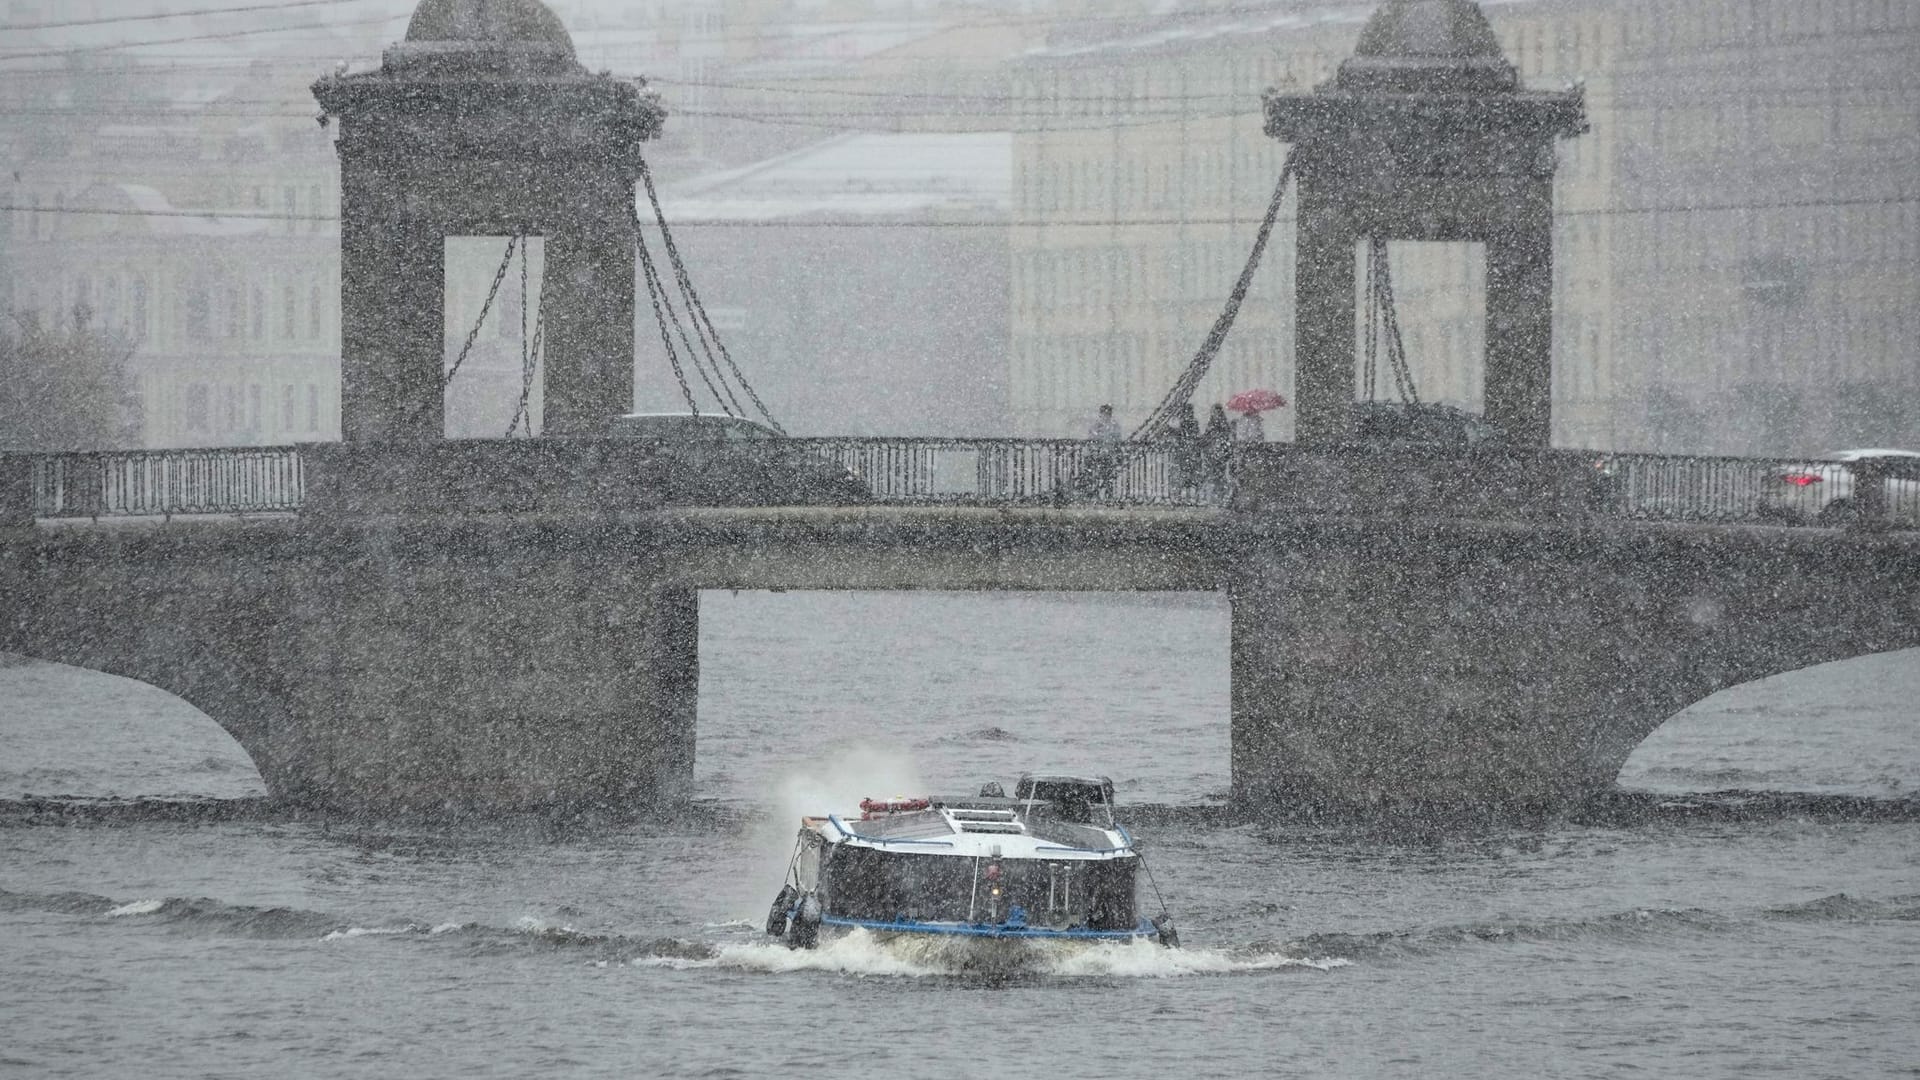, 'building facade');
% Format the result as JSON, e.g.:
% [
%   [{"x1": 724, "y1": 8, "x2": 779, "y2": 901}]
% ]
[
  {"x1": 2, "y1": 72, "x2": 347, "y2": 448},
  {"x1": 657, "y1": 131, "x2": 1011, "y2": 435},
  {"x1": 1009, "y1": 0, "x2": 1919, "y2": 453}
]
